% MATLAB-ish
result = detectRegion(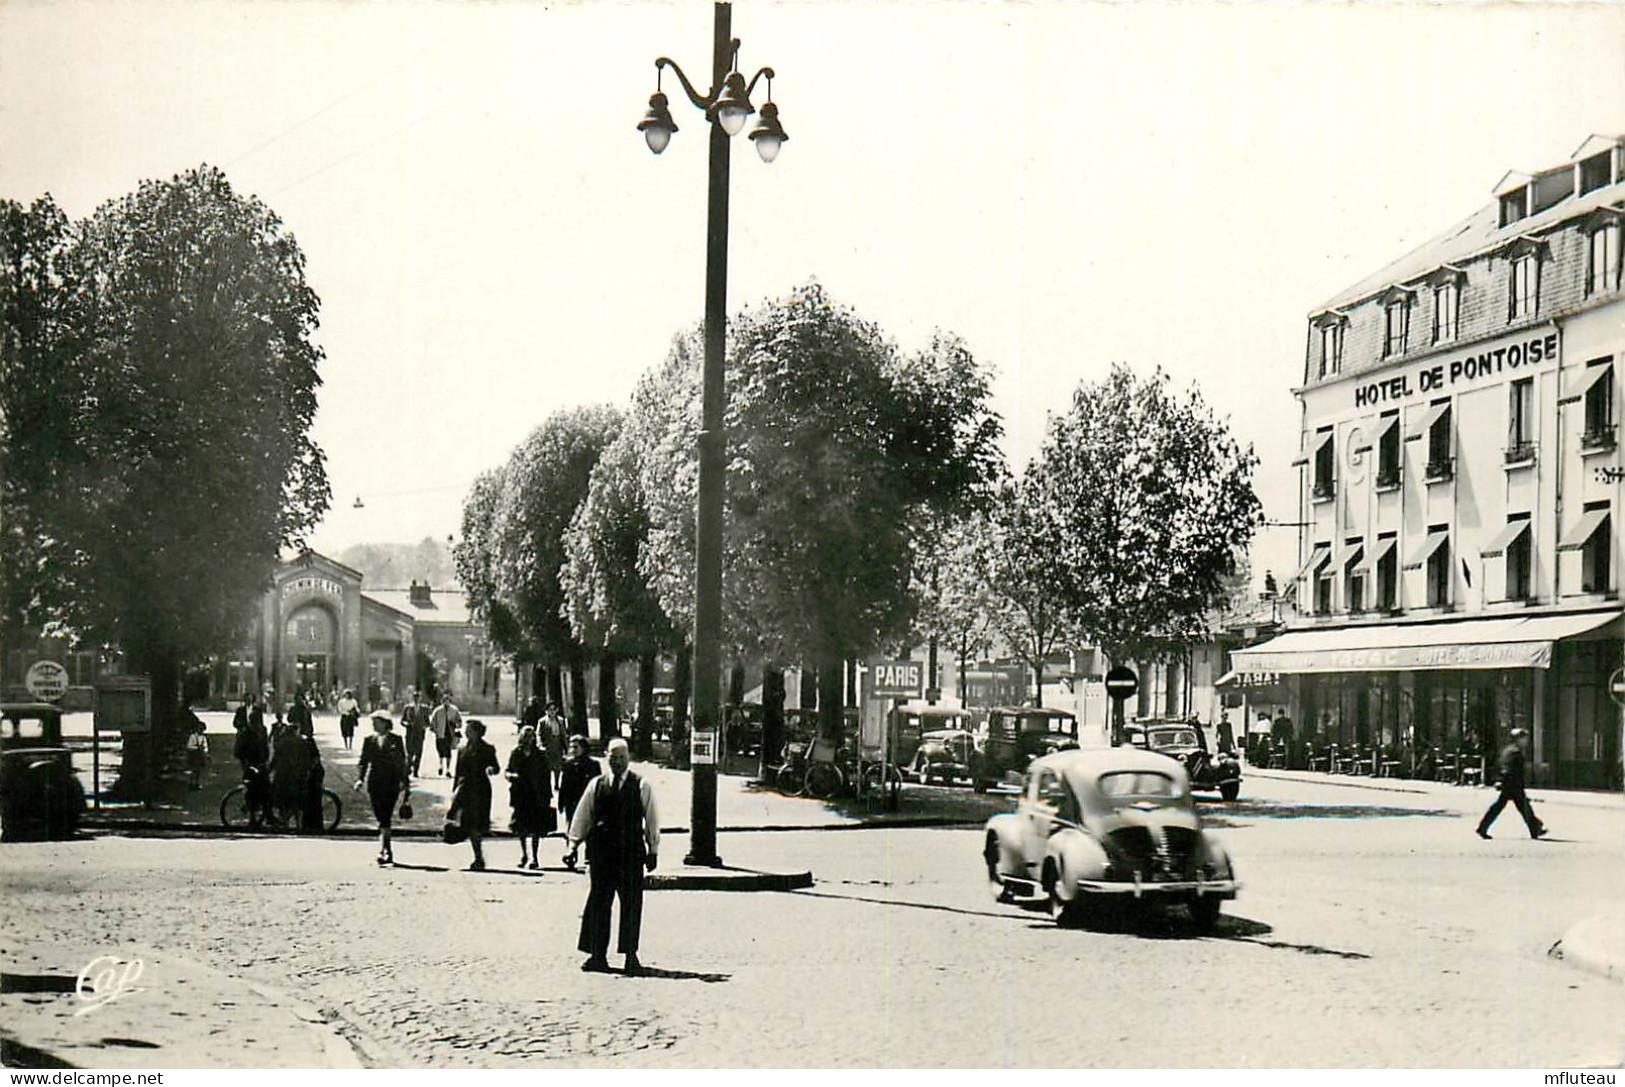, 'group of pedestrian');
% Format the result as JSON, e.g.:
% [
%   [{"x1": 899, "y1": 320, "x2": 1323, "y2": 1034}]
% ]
[{"x1": 230, "y1": 693, "x2": 325, "y2": 829}]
